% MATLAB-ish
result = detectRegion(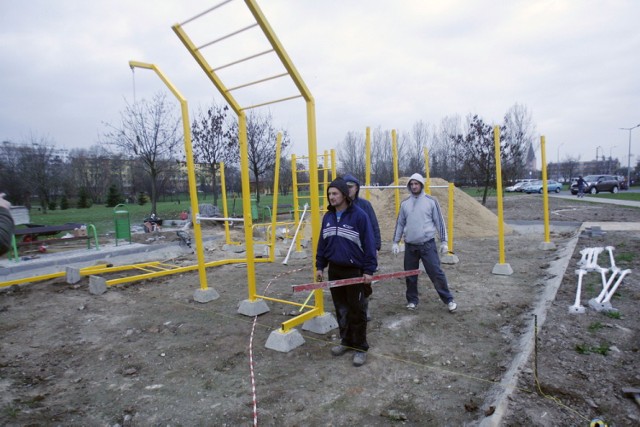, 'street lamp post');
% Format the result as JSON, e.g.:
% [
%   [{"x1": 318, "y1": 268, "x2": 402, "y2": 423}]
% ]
[
  {"x1": 596, "y1": 146, "x2": 602, "y2": 174},
  {"x1": 620, "y1": 124, "x2": 640, "y2": 188}
]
